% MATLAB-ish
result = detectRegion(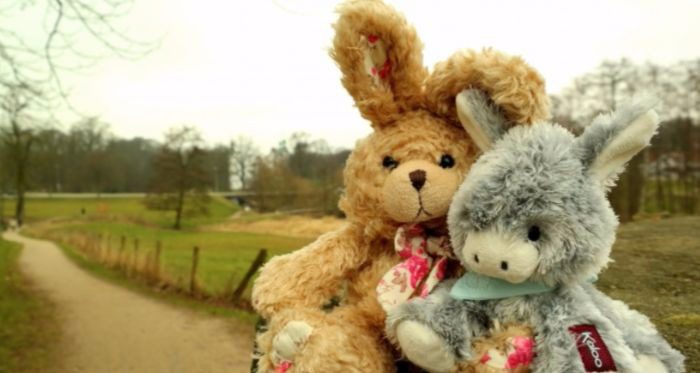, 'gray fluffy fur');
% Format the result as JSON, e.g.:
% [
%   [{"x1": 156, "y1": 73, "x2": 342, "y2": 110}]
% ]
[{"x1": 386, "y1": 90, "x2": 685, "y2": 372}]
